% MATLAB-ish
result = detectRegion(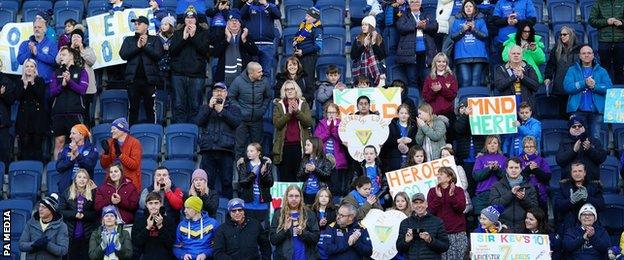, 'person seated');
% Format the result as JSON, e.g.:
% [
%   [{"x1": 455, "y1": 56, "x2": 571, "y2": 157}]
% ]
[
  {"x1": 320, "y1": 203, "x2": 373, "y2": 259},
  {"x1": 88, "y1": 205, "x2": 133, "y2": 259},
  {"x1": 94, "y1": 163, "x2": 140, "y2": 224},
  {"x1": 474, "y1": 205, "x2": 509, "y2": 233},
  {"x1": 186, "y1": 169, "x2": 219, "y2": 218},
  {"x1": 519, "y1": 208, "x2": 562, "y2": 259},
  {"x1": 563, "y1": 203, "x2": 611, "y2": 259},
  {"x1": 341, "y1": 176, "x2": 383, "y2": 221},
  {"x1": 139, "y1": 166, "x2": 184, "y2": 222},
  {"x1": 173, "y1": 196, "x2": 220, "y2": 260},
  {"x1": 19, "y1": 193, "x2": 69, "y2": 259},
  {"x1": 131, "y1": 192, "x2": 176, "y2": 259}
]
